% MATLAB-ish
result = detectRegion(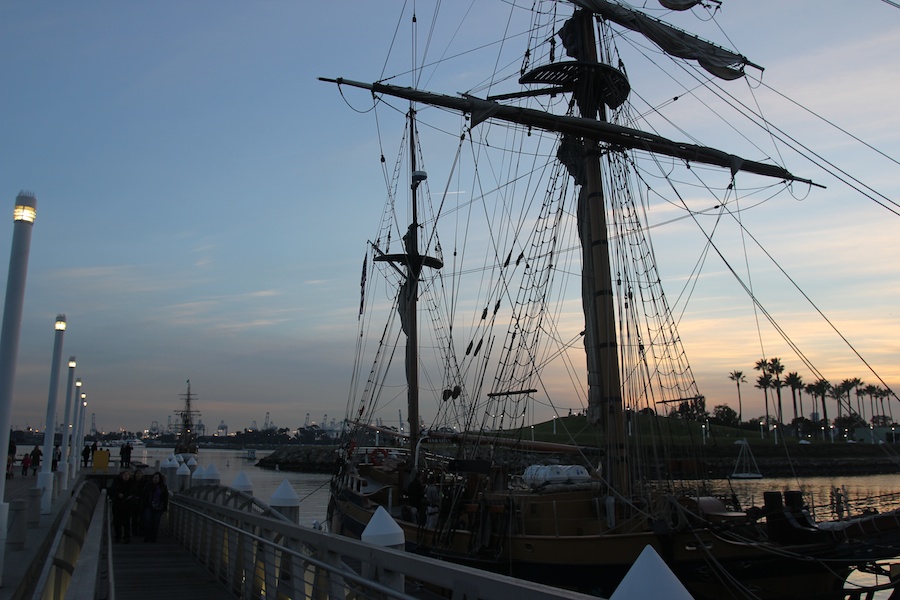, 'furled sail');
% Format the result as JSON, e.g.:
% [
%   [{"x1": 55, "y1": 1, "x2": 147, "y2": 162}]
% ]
[
  {"x1": 658, "y1": 0, "x2": 702, "y2": 10},
  {"x1": 570, "y1": 0, "x2": 756, "y2": 80},
  {"x1": 319, "y1": 78, "x2": 815, "y2": 186}
]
